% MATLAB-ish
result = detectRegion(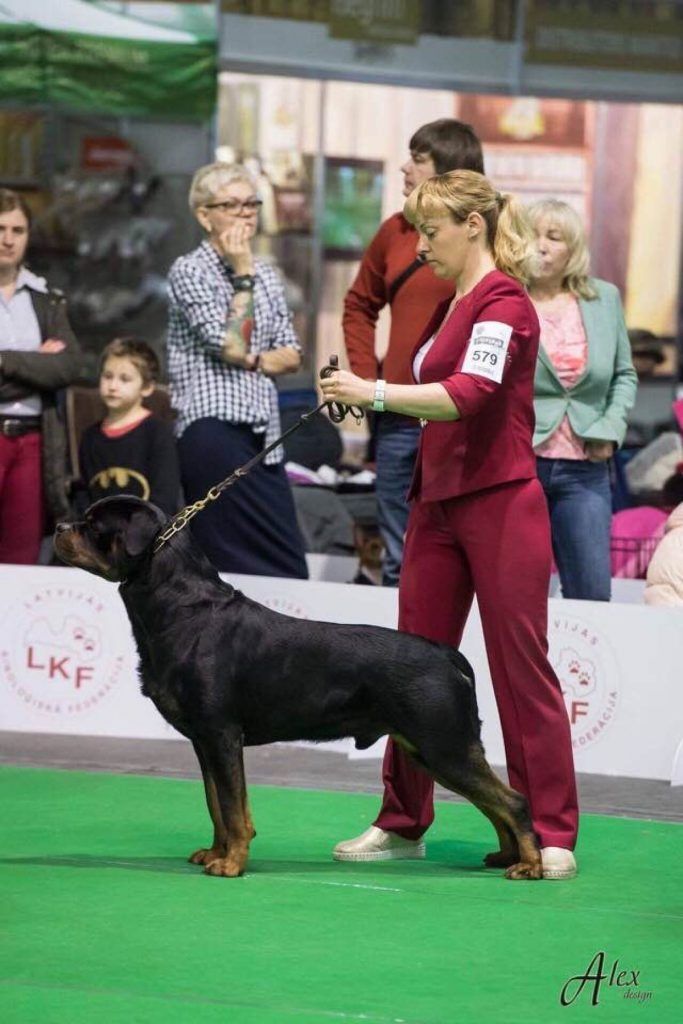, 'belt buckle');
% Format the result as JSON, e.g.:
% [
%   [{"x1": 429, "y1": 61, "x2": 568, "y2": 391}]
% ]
[{"x1": 1, "y1": 419, "x2": 28, "y2": 437}]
